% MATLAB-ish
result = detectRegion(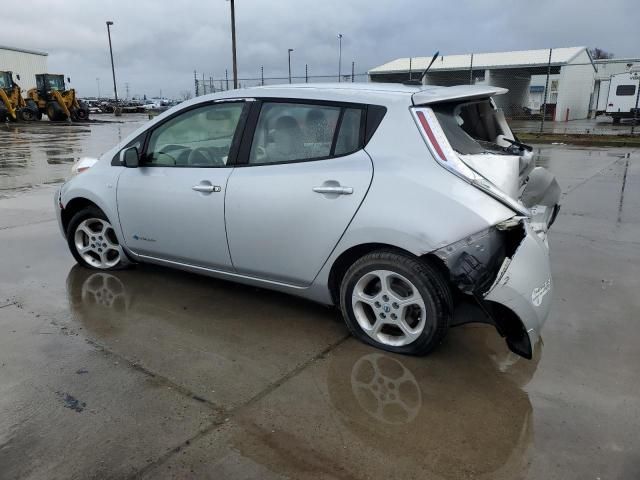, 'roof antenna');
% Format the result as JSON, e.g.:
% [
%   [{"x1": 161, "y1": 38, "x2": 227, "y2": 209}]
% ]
[{"x1": 404, "y1": 51, "x2": 439, "y2": 86}]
